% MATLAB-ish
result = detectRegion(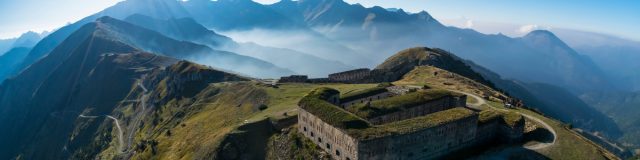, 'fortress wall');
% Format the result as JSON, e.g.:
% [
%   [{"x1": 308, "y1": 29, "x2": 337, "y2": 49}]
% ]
[
  {"x1": 498, "y1": 120, "x2": 525, "y2": 143},
  {"x1": 340, "y1": 92, "x2": 394, "y2": 108},
  {"x1": 278, "y1": 75, "x2": 308, "y2": 83},
  {"x1": 368, "y1": 96, "x2": 467, "y2": 125},
  {"x1": 328, "y1": 69, "x2": 371, "y2": 82},
  {"x1": 475, "y1": 116, "x2": 525, "y2": 144},
  {"x1": 298, "y1": 108, "x2": 360, "y2": 160},
  {"x1": 475, "y1": 120, "x2": 500, "y2": 144},
  {"x1": 358, "y1": 115, "x2": 478, "y2": 160}
]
